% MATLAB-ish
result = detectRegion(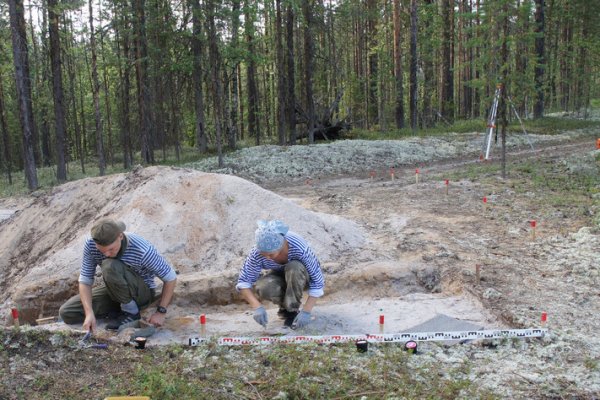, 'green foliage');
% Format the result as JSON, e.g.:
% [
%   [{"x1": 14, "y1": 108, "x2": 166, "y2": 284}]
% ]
[
  {"x1": 348, "y1": 116, "x2": 600, "y2": 141},
  {"x1": 130, "y1": 363, "x2": 202, "y2": 399},
  {"x1": 46, "y1": 340, "x2": 496, "y2": 400},
  {"x1": 521, "y1": 117, "x2": 600, "y2": 134},
  {"x1": 0, "y1": 161, "x2": 127, "y2": 197},
  {"x1": 0, "y1": 145, "x2": 224, "y2": 196},
  {"x1": 584, "y1": 357, "x2": 599, "y2": 371},
  {"x1": 1, "y1": 0, "x2": 600, "y2": 197}
]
